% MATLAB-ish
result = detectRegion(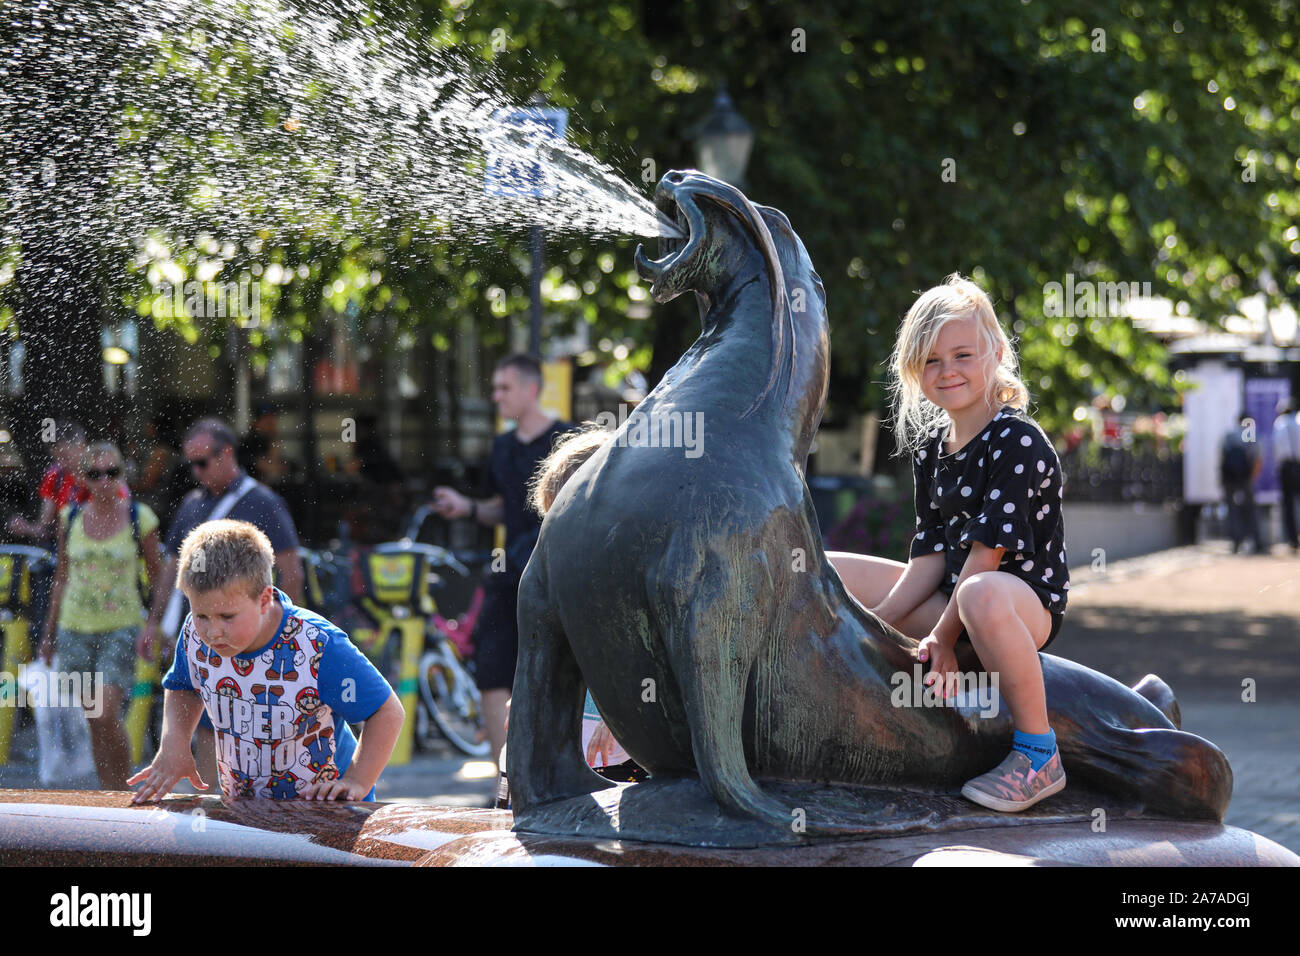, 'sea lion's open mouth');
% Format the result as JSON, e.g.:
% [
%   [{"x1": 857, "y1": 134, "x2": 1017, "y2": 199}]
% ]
[{"x1": 634, "y1": 187, "x2": 701, "y2": 286}]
